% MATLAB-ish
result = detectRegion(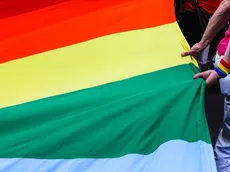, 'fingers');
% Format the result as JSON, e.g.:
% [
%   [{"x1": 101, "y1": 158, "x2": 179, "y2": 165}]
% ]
[
  {"x1": 193, "y1": 70, "x2": 213, "y2": 79},
  {"x1": 193, "y1": 72, "x2": 204, "y2": 79},
  {"x1": 181, "y1": 50, "x2": 193, "y2": 57},
  {"x1": 181, "y1": 48, "x2": 198, "y2": 57},
  {"x1": 181, "y1": 42, "x2": 206, "y2": 57}
]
